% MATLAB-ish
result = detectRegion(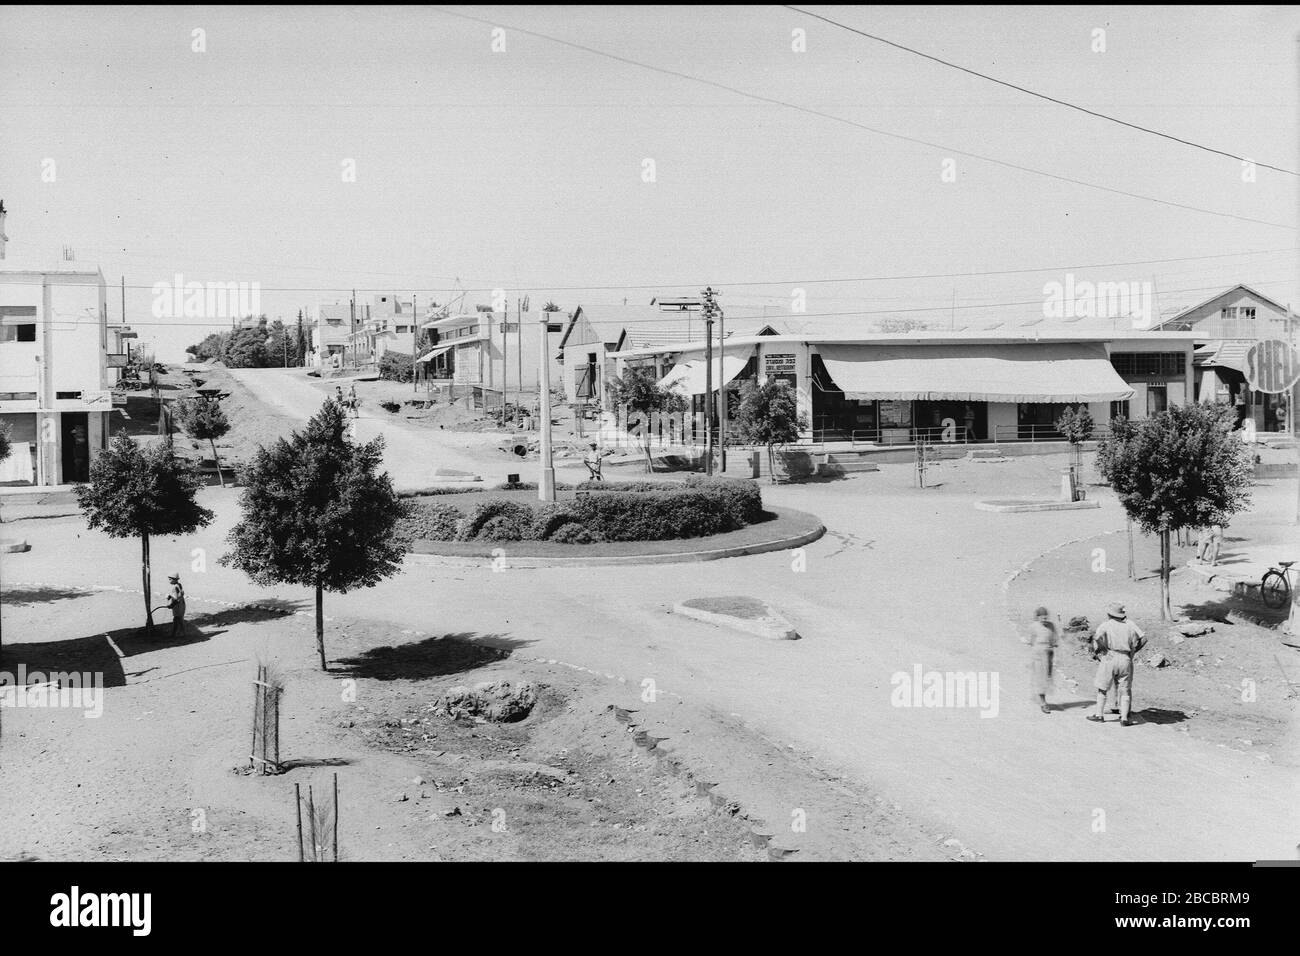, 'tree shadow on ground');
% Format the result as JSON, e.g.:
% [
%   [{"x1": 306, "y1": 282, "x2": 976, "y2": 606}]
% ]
[
  {"x1": 2, "y1": 632, "x2": 128, "y2": 688},
  {"x1": 188, "y1": 598, "x2": 308, "y2": 629},
  {"x1": 332, "y1": 632, "x2": 530, "y2": 681},
  {"x1": 1178, "y1": 593, "x2": 1288, "y2": 630},
  {"x1": 2, "y1": 585, "x2": 94, "y2": 608},
  {"x1": 280, "y1": 756, "x2": 352, "y2": 770},
  {"x1": 1135, "y1": 707, "x2": 1188, "y2": 726}
]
